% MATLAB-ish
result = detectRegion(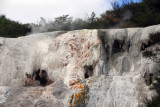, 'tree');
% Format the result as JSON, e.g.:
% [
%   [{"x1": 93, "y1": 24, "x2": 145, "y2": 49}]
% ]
[
  {"x1": 53, "y1": 15, "x2": 73, "y2": 30},
  {"x1": 89, "y1": 12, "x2": 96, "y2": 24},
  {"x1": 72, "y1": 18, "x2": 87, "y2": 30}
]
